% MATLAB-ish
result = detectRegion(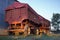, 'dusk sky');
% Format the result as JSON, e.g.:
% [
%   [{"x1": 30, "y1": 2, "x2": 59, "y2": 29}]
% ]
[{"x1": 18, "y1": 0, "x2": 60, "y2": 21}]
